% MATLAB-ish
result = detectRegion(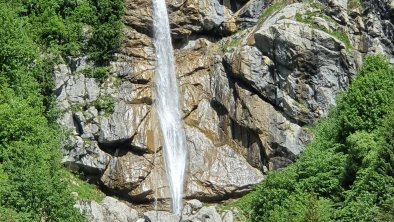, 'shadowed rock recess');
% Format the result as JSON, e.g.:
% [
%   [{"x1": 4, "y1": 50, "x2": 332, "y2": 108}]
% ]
[{"x1": 56, "y1": 0, "x2": 394, "y2": 220}]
